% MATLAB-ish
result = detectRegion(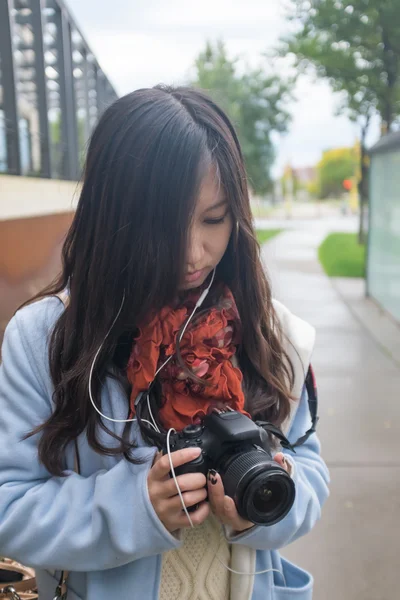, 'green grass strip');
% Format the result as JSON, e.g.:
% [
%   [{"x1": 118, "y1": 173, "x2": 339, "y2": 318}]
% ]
[
  {"x1": 256, "y1": 229, "x2": 282, "y2": 245},
  {"x1": 318, "y1": 232, "x2": 365, "y2": 277}
]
